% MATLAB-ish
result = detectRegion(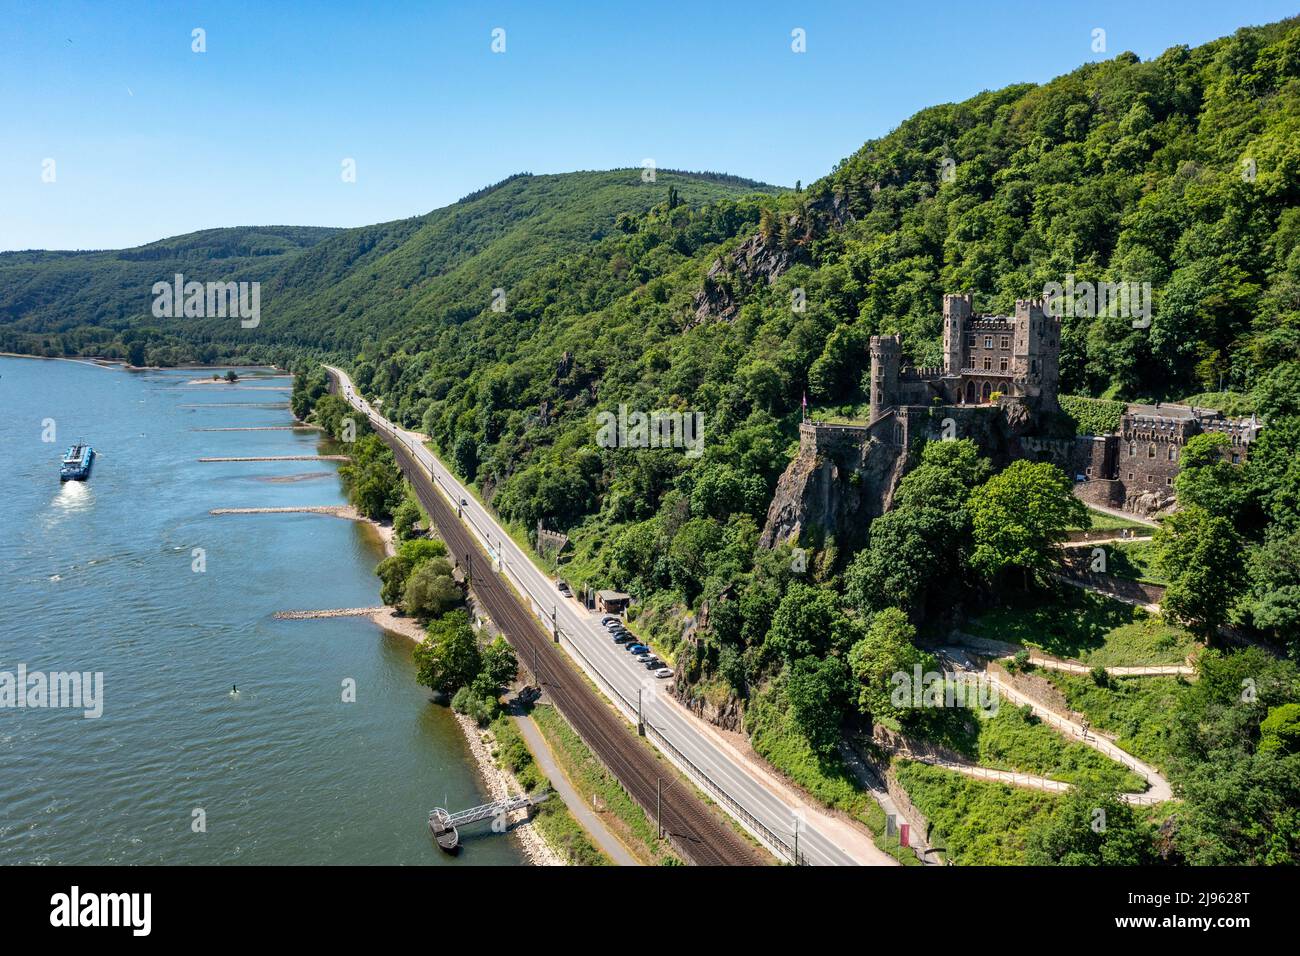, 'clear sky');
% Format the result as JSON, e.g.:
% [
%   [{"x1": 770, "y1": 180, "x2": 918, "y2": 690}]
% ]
[{"x1": 2, "y1": 0, "x2": 1296, "y2": 251}]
